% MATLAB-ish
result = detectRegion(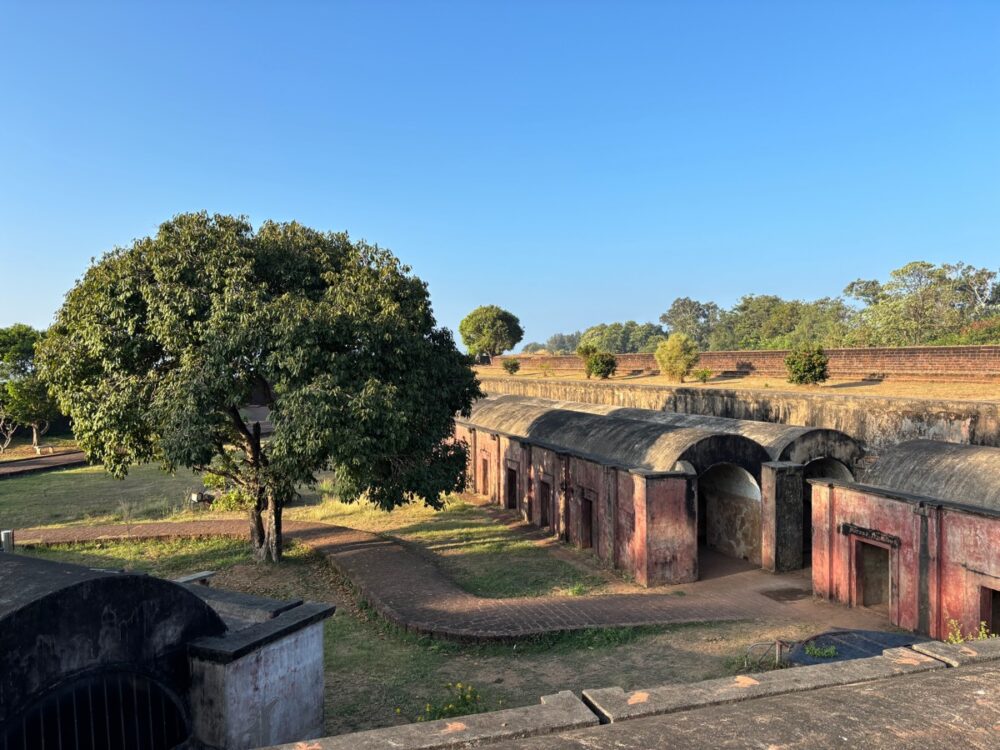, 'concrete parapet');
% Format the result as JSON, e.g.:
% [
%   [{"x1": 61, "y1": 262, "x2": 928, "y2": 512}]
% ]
[
  {"x1": 265, "y1": 690, "x2": 598, "y2": 750},
  {"x1": 582, "y1": 646, "x2": 944, "y2": 723},
  {"x1": 911, "y1": 638, "x2": 1000, "y2": 666}
]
